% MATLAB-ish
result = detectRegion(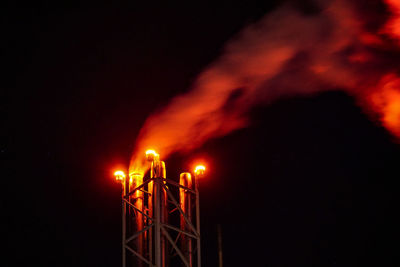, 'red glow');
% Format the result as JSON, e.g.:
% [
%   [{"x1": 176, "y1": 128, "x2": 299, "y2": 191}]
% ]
[
  {"x1": 382, "y1": 0, "x2": 400, "y2": 42},
  {"x1": 194, "y1": 165, "x2": 206, "y2": 177},
  {"x1": 368, "y1": 75, "x2": 400, "y2": 137},
  {"x1": 128, "y1": 0, "x2": 400, "y2": 173},
  {"x1": 145, "y1": 149, "x2": 157, "y2": 158},
  {"x1": 114, "y1": 170, "x2": 126, "y2": 181},
  {"x1": 348, "y1": 51, "x2": 371, "y2": 63},
  {"x1": 179, "y1": 172, "x2": 193, "y2": 266},
  {"x1": 129, "y1": 173, "x2": 144, "y2": 257}
]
